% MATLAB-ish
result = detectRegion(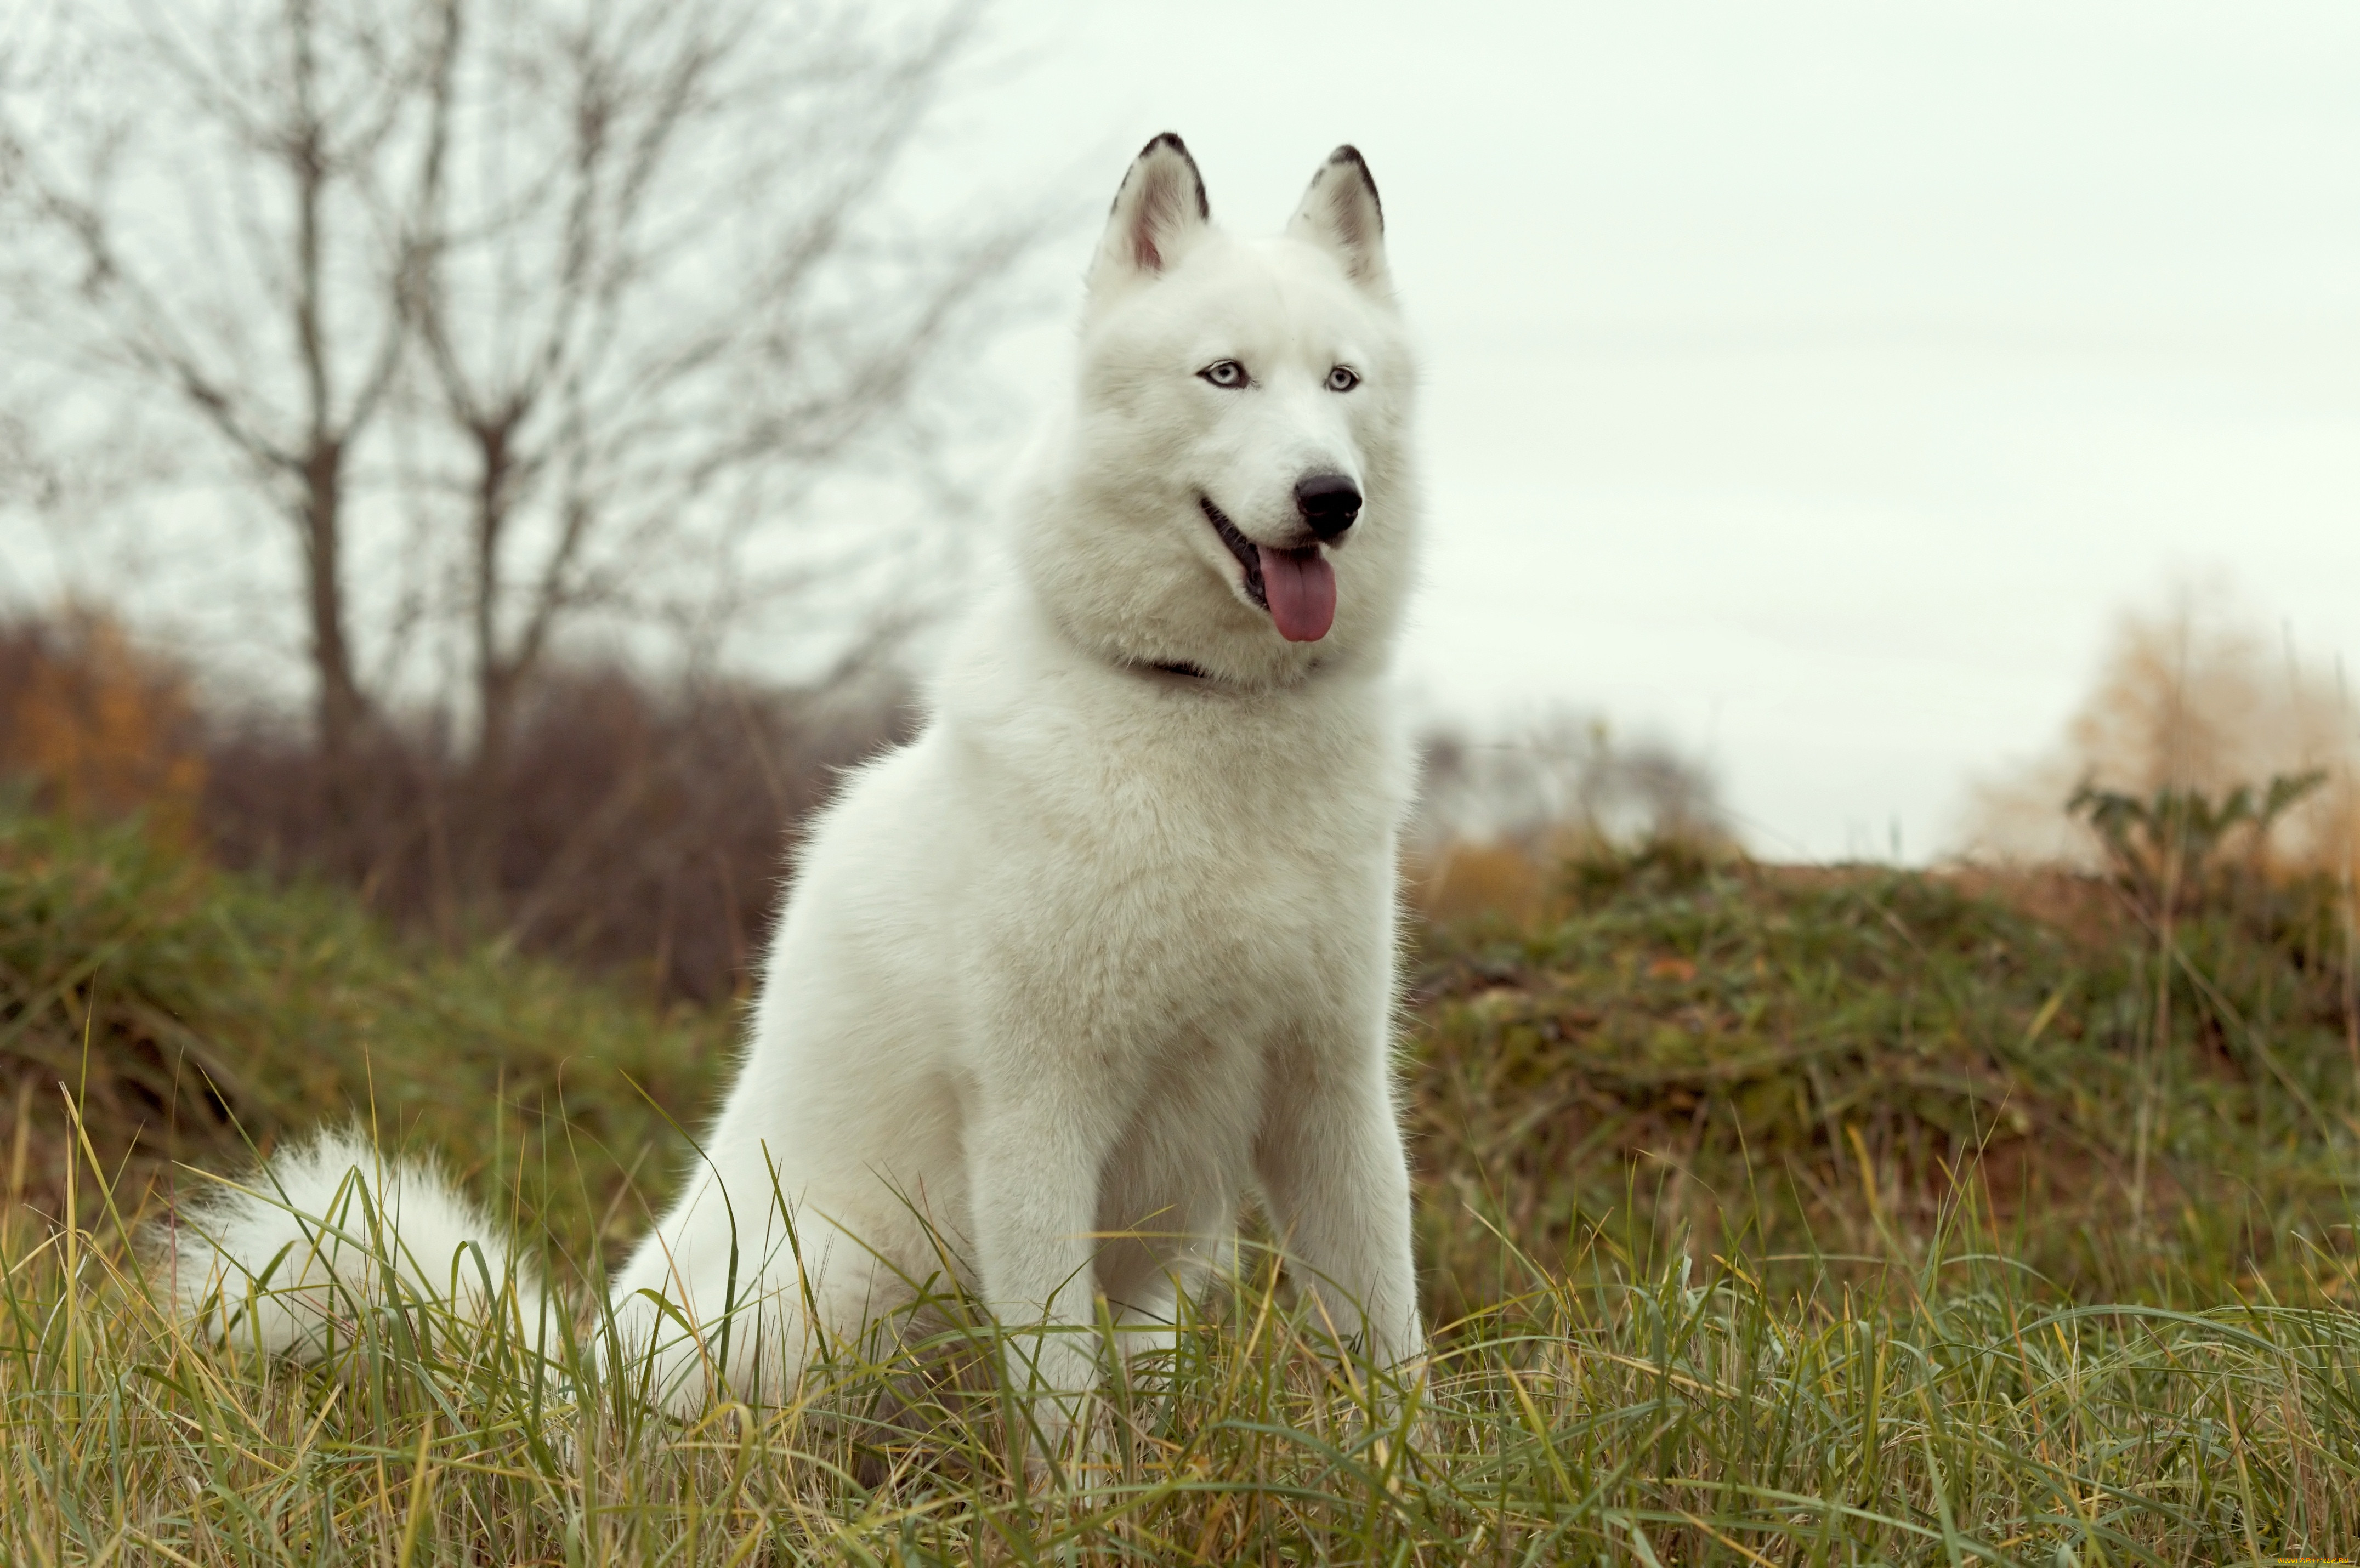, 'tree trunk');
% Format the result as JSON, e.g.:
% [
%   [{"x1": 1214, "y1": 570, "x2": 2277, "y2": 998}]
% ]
[
  {"x1": 466, "y1": 663, "x2": 520, "y2": 899},
  {"x1": 463, "y1": 418, "x2": 516, "y2": 899},
  {"x1": 300, "y1": 437, "x2": 366, "y2": 845}
]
